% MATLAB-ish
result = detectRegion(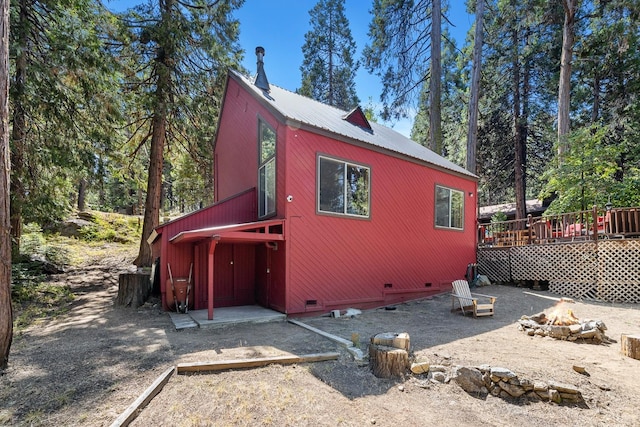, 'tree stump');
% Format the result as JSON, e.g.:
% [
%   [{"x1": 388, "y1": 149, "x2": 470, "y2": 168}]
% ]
[
  {"x1": 116, "y1": 273, "x2": 151, "y2": 308},
  {"x1": 621, "y1": 334, "x2": 640, "y2": 360},
  {"x1": 369, "y1": 332, "x2": 410, "y2": 378}
]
